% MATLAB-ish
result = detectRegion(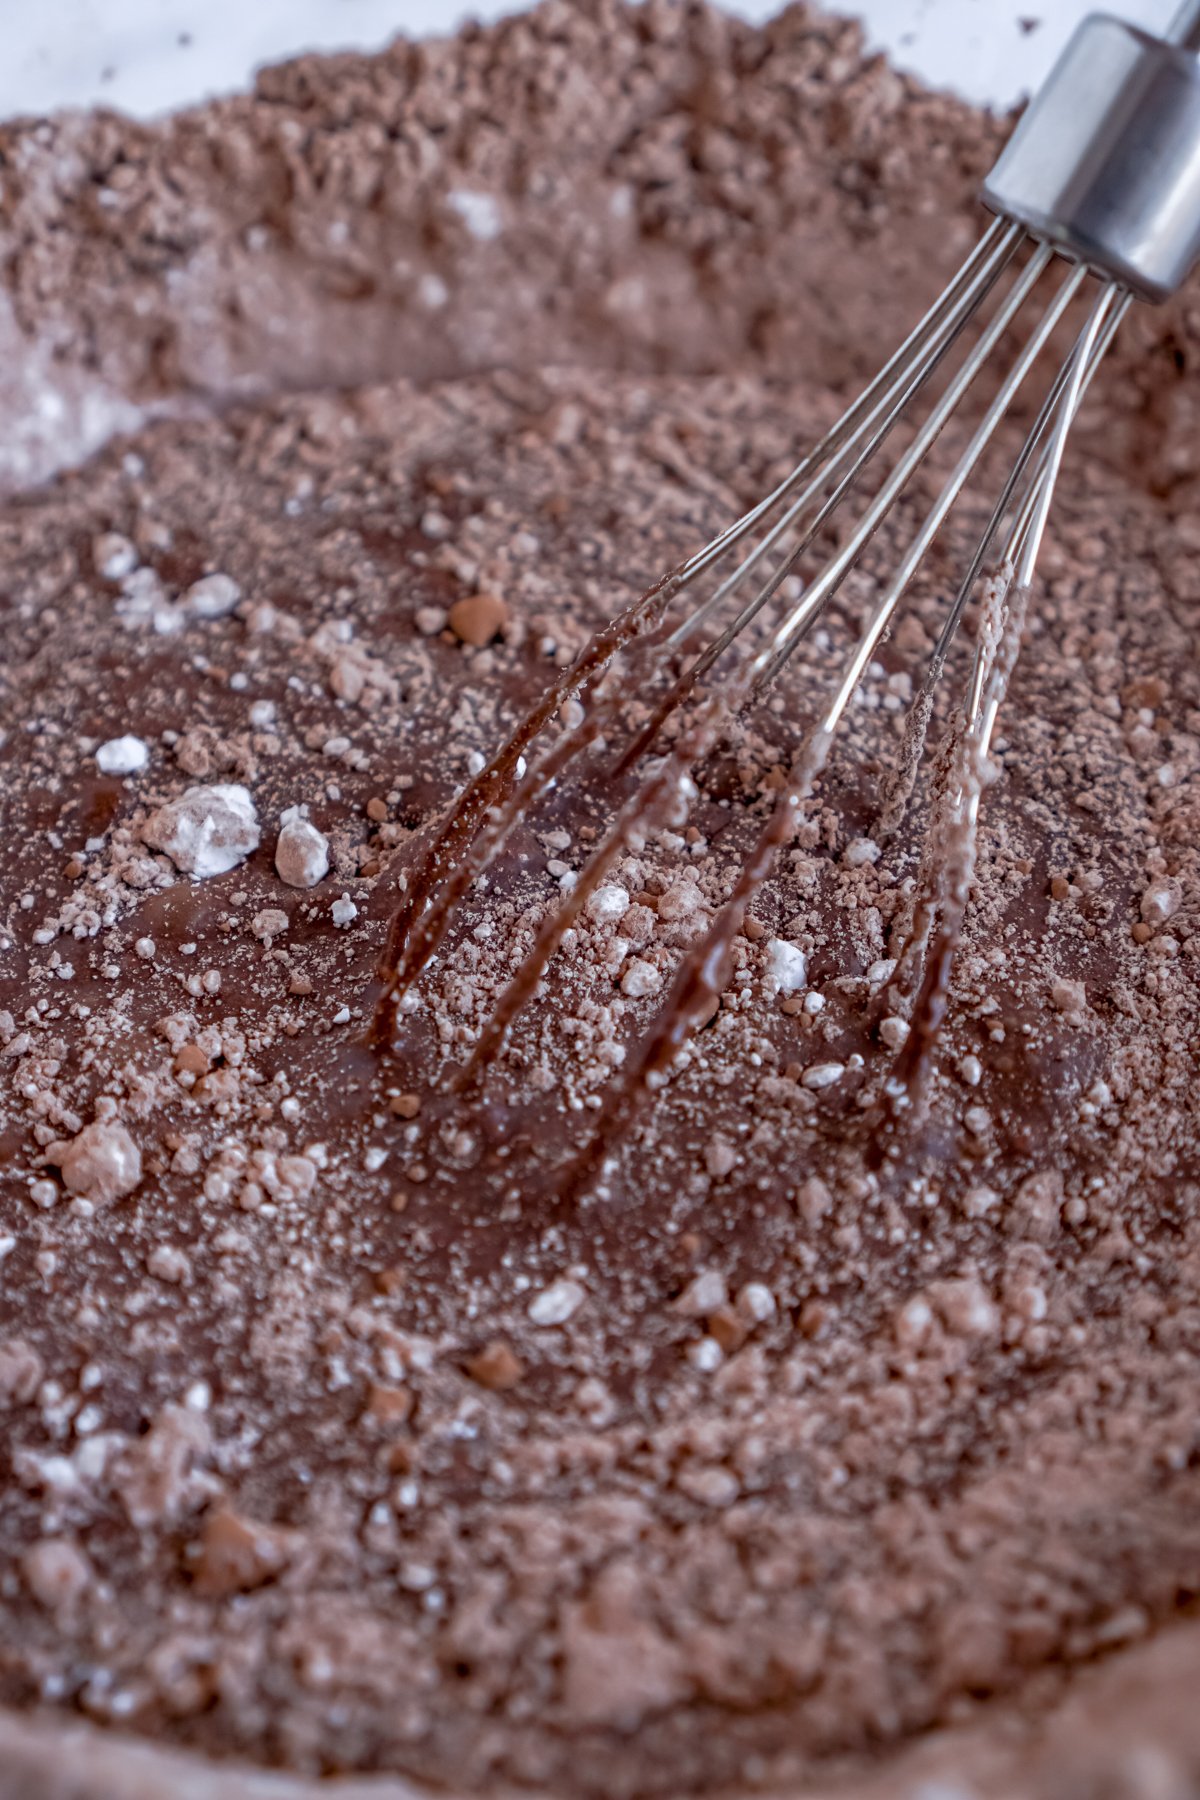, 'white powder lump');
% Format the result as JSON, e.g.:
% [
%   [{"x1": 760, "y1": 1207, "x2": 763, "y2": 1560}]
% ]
[
  {"x1": 929, "y1": 1276, "x2": 1000, "y2": 1340},
  {"x1": 275, "y1": 808, "x2": 330, "y2": 889},
  {"x1": 675, "y1": 1270, "x2": 728, "y2": 1317},
  {"x1": 46, "y1": 1119, "x2": 142, "y2": 1207},
  {"x1": 961, "y1": 1183, "x2": 1000, "y2": 1220},
  {"x1": 184, "y1": 573, "x2": 242, "y2": 619},
  {"x1": 93, "y1": 532, "x2": 139, "y2": 582},
  {"x1": 802, "y1": 1062, "x2": 845, "y2": 1090},
  {"x1": 147, "y1": 1245, "x2": 191, "y2": 1285},
  {"x1": 0, "y1": 1339, "x2": 44, "y2": 1405},
  {"x1": 620, "y1": 958, "x2": 662, "y2": 999},
  {"x1": 95, "y1": 735, "x2": 149, "y2": 776},
  {"x1": 736, "y1": 1282, "x2": 777, "y2": 1326},
  {"x1": 114, "y1": 566, "x2": 180, "y2": 636},
  {"x1": 893, "y1": 1295, "x2": 934, "y2": 1353},
  {"x1": 764, "y1": 937, "x2": 808, "y2": 995},
  {"x1": 587, "y1": 883, "x2": 630, "y2": 925},
  {"x1": 1140, "y1": 878, "x2": 1182, "y2": 926},
  {"x1": 446, "y1": 188, "x2": 504, "y2": 241},
  {"x1": 528, "y1": 1278, "x2": 586, "y2": 1326},
  {"x1": 415, "y1": 604, "x2": 447, "y2": 636},
  {"x1": 142, "y1": 784, "x2": 260, "y2": 879}
]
